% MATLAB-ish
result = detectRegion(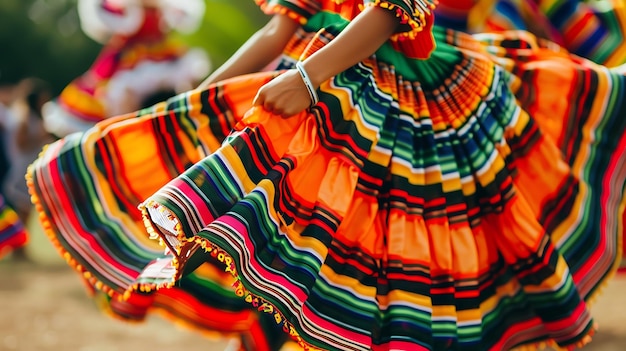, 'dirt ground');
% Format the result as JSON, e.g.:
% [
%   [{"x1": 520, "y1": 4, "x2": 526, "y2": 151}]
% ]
[
  {"x1": 1, "y1": 220, "x2": 625, "y2": 351},
  {"x1": 0, "y1": 260, "x2": 237, "y2": 351}
]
